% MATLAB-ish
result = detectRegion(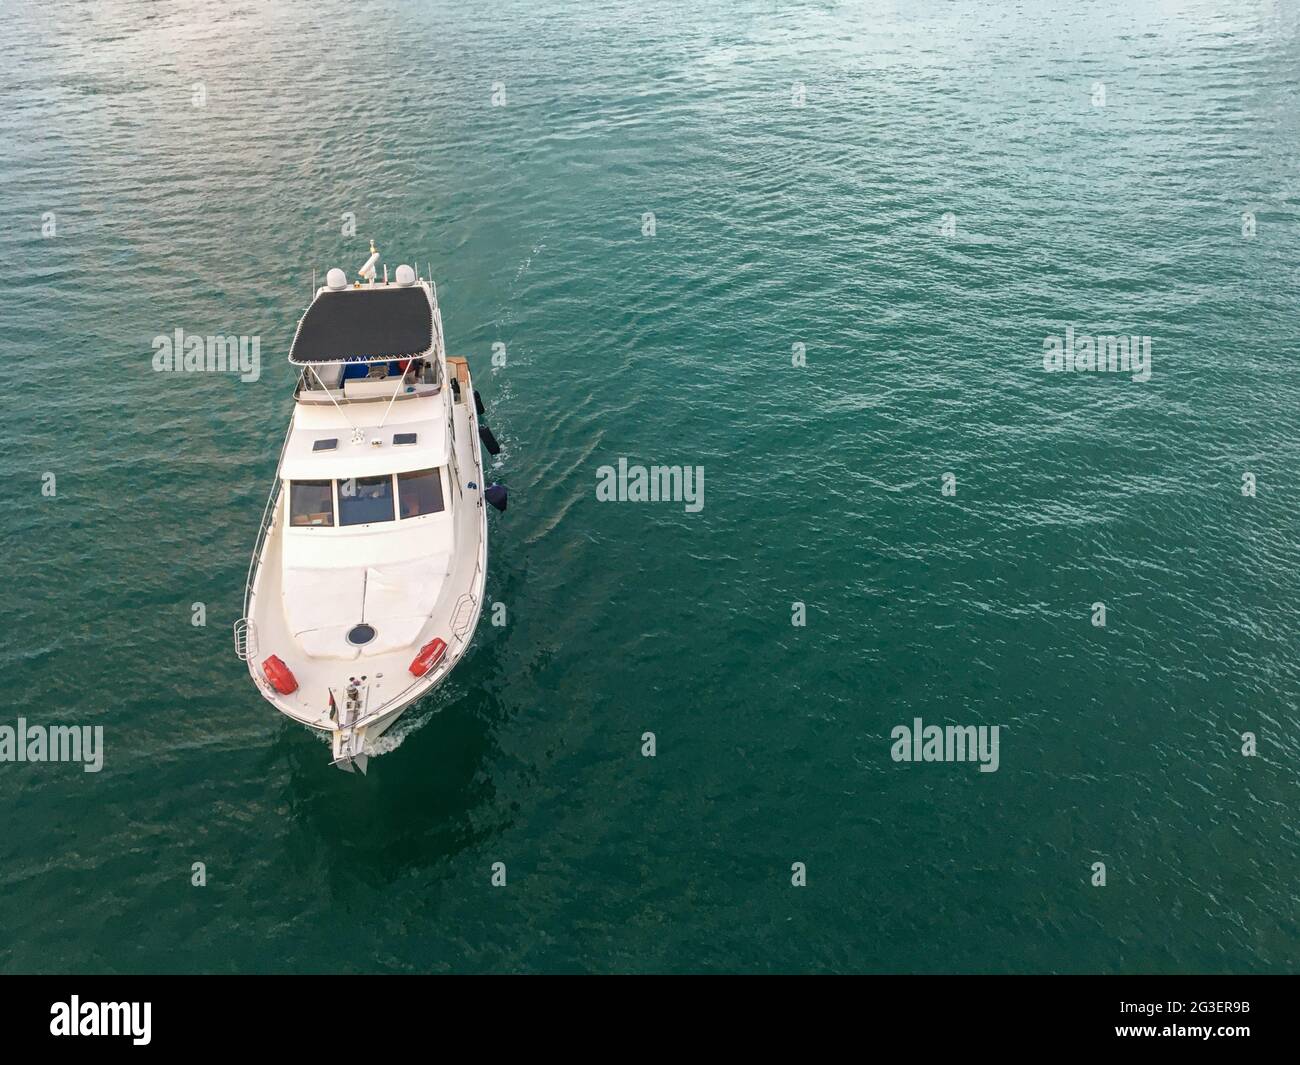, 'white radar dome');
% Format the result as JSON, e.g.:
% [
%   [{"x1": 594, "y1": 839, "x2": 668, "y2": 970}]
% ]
[
  {"x1": 395, "y1": 264, "x2": 416, "y2": 287},
  {"x1": 325, "y1": 268, "x2": 347, "y2": 290}
]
